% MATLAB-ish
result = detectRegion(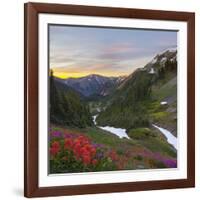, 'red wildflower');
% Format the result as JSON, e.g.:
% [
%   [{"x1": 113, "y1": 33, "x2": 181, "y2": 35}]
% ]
[
  {"x1": 50, "y1": 141, "x2": 60, "y2": 156},
  {"x1": 90, "y1": 147, "x2": 96, "y2": 156},
  {"x1": 80, "y1": 147, "x2": 90, "y2": 157},
  {"x1": 51, "y1": 141, "x2": 60, "y2": 149},
  {"x1": 74, "y1": 142, "x2": 81, "y2": 150},
  {"x1": 74, "y1": 138, "x2": 81, "y2": 144},
  {"x1": 83, "y1": 155, "x2": 91, "y2": 165},
  {"x1": 50, "y1": 147, "x2": 59, "y2": 156},
  {"x1": 92, "y1": 159, "x2": 98, "y2": 165},
  {"x1": 81, "y1": 138, "x2": 90, "y2": 146},
  {"x1": 64, "y1": 138, "x2": 73, "y2": 150},
  {"x1": 77, "y1": 135, "x2": 85, "y2": 141},
  {"x1": 85, "y1": 144, "x2": 92, "y2": 152}
]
